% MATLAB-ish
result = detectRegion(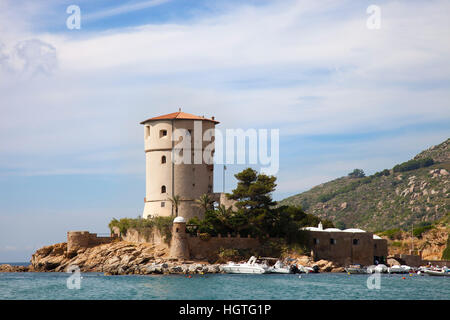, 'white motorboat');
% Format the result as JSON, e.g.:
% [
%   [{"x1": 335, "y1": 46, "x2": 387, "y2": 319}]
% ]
[
  {"x1": 388, "y1": 265, "x2": 409, "y2": 274},
  {"x1": 374, "y1": 264, "x2": 388, "y2": 273},
  {"x1": 267, "y1": 260, "x2": 291, "y2": 274},
  {"x1": 366, "y1": 265, "x2": 376, "y2": 274},
  {"x1": 304, "y1": 266, "x2": 316, "y2": 273},
  {"x1": 221, "y1": 256, "x2": 268, "y2": 274},
  {"x1": 345, "y1": 264, "x2": 367, "y2": 274},
  {"x1": 297, "y1": 265, "x2": 311, "y2": 273},
  {"x1": 424, "y1": 267, "x2": 450, "y2": 277},
  {"x1": 401, "y1": 265, "x2": 412, "y2": 273}
]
